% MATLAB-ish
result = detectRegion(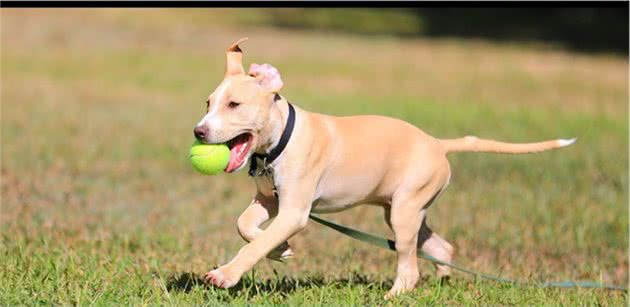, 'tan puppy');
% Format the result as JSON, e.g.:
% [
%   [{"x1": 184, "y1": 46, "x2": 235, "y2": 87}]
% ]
[{"x1": 193, "y1": 38, "x2": 576, "y2": 298}]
